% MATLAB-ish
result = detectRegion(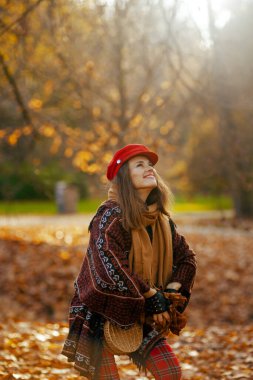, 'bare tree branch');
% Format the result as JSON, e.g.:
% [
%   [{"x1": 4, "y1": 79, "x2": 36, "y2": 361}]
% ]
[
  {"x1": 0, "y1": 52, "x2": 33, "y2": 127},
  {"x1": 0, "y1": 0, "x2": 46, "y2": 38}
]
